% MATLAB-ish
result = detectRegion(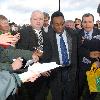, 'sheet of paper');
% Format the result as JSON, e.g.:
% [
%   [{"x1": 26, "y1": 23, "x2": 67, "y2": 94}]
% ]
[{"x1": 28, "y1": 62, "x2": 61, "y2": 73}]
